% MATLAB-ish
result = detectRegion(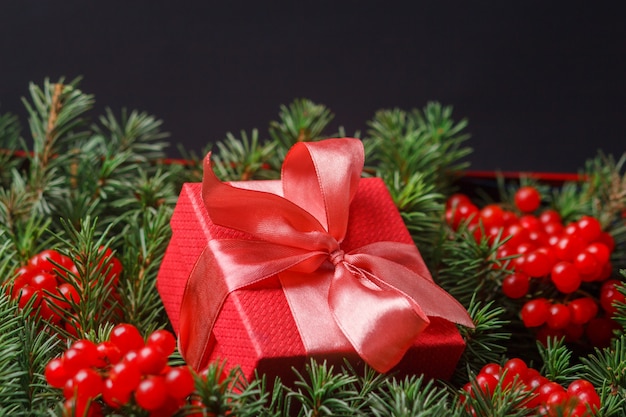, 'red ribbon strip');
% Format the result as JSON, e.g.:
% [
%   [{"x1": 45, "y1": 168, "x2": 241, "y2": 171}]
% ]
[{"x1": 178, "y1": 138, "x2": 474, "y2": 373}]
